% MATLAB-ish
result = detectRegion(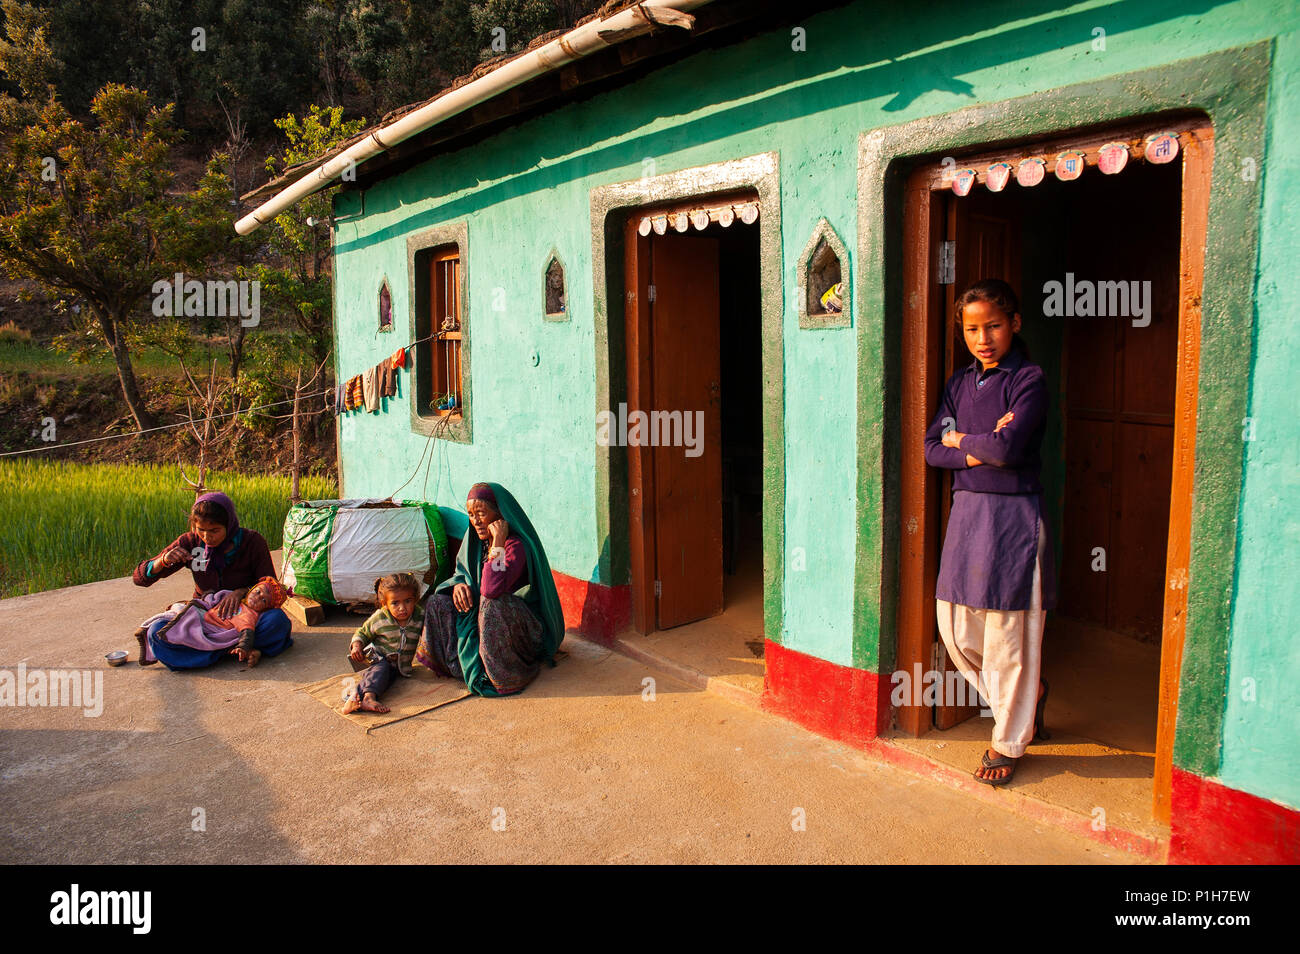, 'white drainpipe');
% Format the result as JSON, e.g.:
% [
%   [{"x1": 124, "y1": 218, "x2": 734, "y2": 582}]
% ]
[{"x1": 235, "y1": 0, "x2": 716, "y2": 234}]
